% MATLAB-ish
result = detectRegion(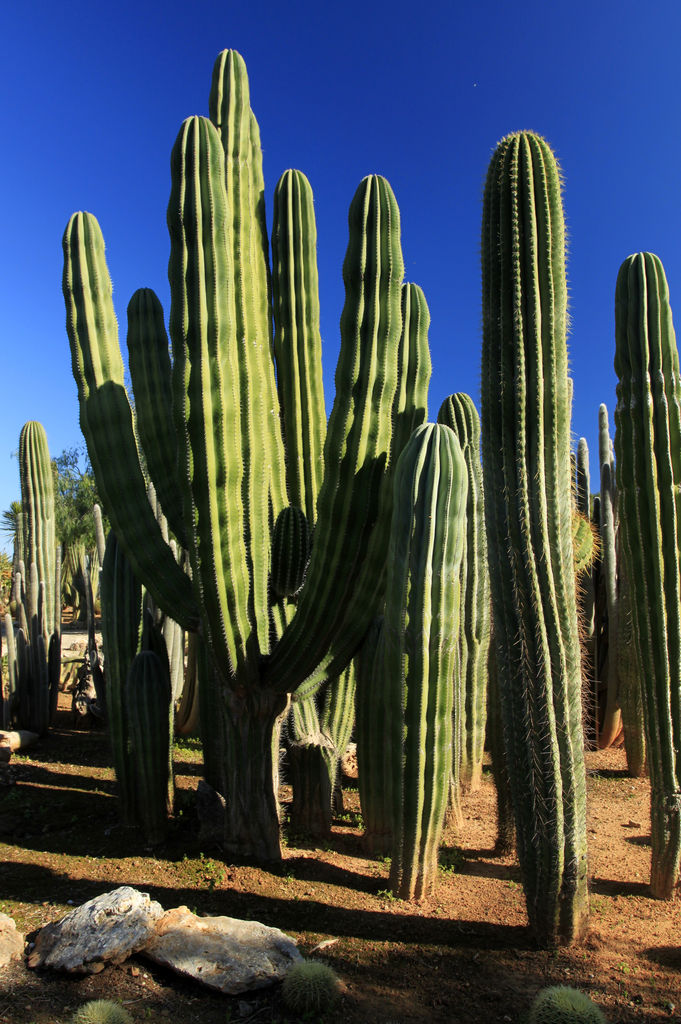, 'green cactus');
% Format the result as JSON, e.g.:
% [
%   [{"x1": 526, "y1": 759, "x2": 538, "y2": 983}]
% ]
[
  {"x1": 529, "y1": 985, "x2": 606, "y2": 1024},
  {"x1": 281, "y1": 961, "x2": 341, "y2": 1014},
  {"x1": 355, "y1": 615, "x2": 392, "y2": 854},
  {"x1": 353, "y1": 282, "x2": 431, "y2": 855},
  {"x1": 574, "y1": 438, "x2": 598, "y2": 749},
  {"x1": 616, "y1": 552, "x2": 646, "y2": 777},
  {"x1": 385, "y1": 423, "x2": 467, "y2": 900},
  {"x1": 271, "y1": 506, "x2": 311, "y2": 600},
  {"x1": 614, "y1": 251, "x2": 681, "y2": 898},
  {"x1": 100, "y1": 531, "x2": 143, "y2": 824},
  {"x1": 481, "y1": 131, "x2": 589, "y2": 945},
  {"x1": 437, "y1": 393, "x2": 491, "y2": 796},
  {"x1": 596, "y1": 404, "x2": 622, "y2": 748},
  {"x1": 271, "y1": 168, "x2": 326, "y2": 524},
  {"x1": 126, "y1": 647, "x2": 174, "y2": 845},
  {"x1": 62, "y1": 50, "x2": 424, "y2": 861},
  {"x1": 12, "y1": 422, "x2": 61, "y2": 734},
  {"x1": 70, "y1": 999, "x2": 133, "y2": 1024}
]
